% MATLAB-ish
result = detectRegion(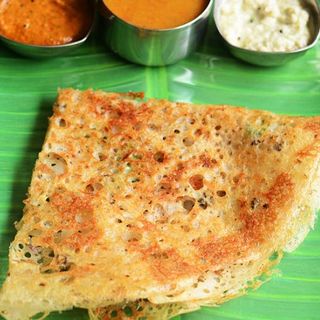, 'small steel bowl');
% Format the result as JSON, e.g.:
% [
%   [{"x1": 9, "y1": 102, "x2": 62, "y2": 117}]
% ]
[
  {"x1": 214, "y1": 0, "x2": 320, "y2": 67},
  {"x1": 100, "y1": 0, "x2": 213, "y2": 66},
  {"x1": 0, "y1": 34, "x2": 92, "y2": 58},
  {"x1": 0, "y1": 2, "x2": 96, "y2": 59}
]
